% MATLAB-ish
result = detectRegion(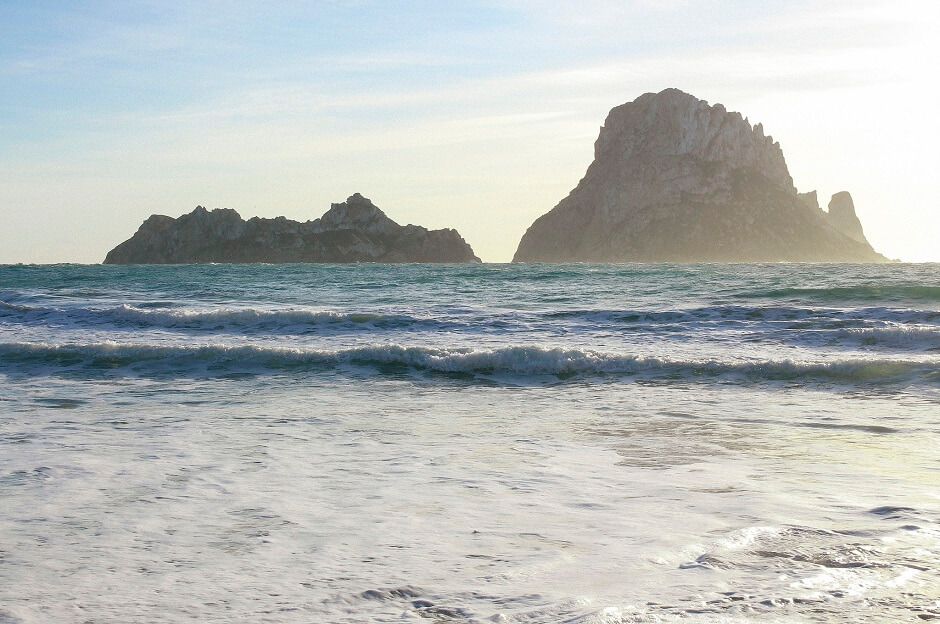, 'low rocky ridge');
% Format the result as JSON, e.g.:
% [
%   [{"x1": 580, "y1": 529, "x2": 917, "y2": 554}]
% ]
[
  {"x1": 104, "y1": 193, "x2": 480, "y2": 264},
  {"x1": 513, "y1": 88, "x2": 886, "y2": 262}
]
